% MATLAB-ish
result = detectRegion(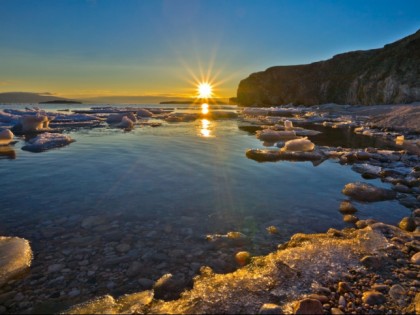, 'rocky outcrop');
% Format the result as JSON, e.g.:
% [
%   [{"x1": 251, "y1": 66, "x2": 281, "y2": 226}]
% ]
[{"x1": 237, "y1": 30, "x2": 420, "y2": 106}]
